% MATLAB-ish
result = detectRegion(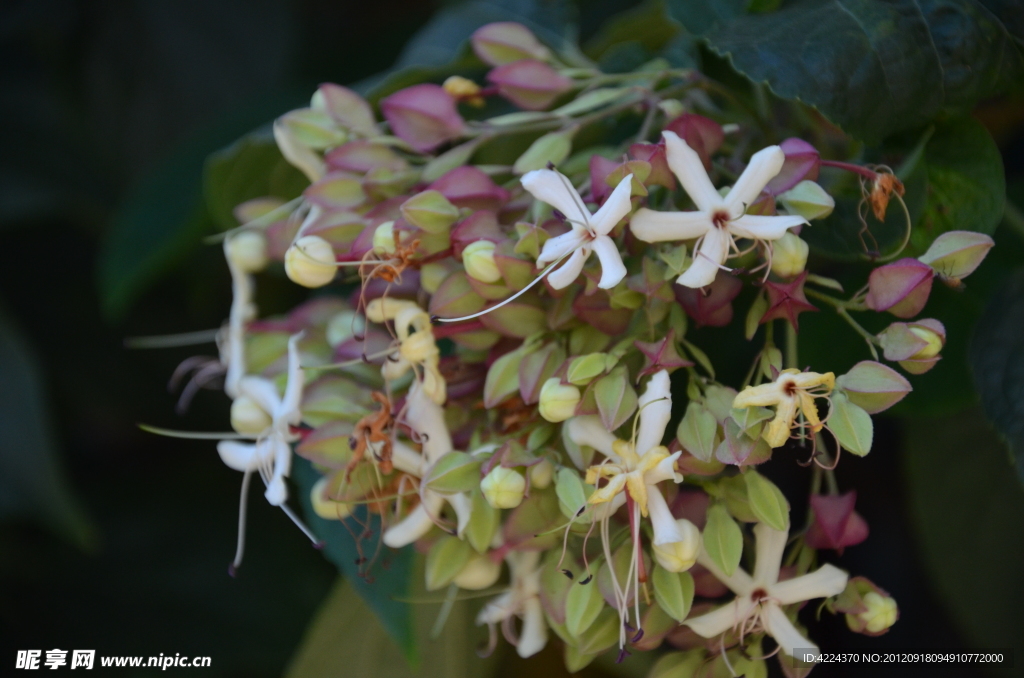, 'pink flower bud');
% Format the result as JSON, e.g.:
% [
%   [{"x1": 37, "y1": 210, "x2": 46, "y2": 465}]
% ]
[
  {"x1": 676, "y1": 273, "x2": 743, "y2": 327},
  {"x1": 865, "y1": 258, "x2": 934, "y2": 318},
  {"x1": 765, "y1": 138, "x2": 820, "y2": 196},
  {"x1": 428, "y1": 165, "x2": 511, "y2": 211},
  {"x1": 324, "y1": 140, "x2": 406, "y2": 173},
  {"x1": 588, "y1": 155, "x2": 619, "y2": 205},
  {"x1": 805, "y1": 492, "x2": 869, "y2": 552},
  {"x1": 450, "y1": 210, "x2": 505, "y2": 258},
  {"x1": 471, "y1": 22, "x2": 551, "y2": 66},
  {"x1": 311, "y1": 83, "x2": 377, "y2": 137},
  {"x1": 380, "y1": 84, "x2": 465, "y2": 153},
  {"x1": 878, "y1": 319, "x2": 945, "y2": 374},
  {"x1": 663, "y1": 113, "x2": 724, "y2": 170},
  {"x1": 832, "y1": 577, "x2": 899, "y2": 636},
  {"x1": 629, "y1": 141, "x2": 675, "y2": 190},
  {"x1": 487, "y1": 60, "x2": 573, "y2": 111}
]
